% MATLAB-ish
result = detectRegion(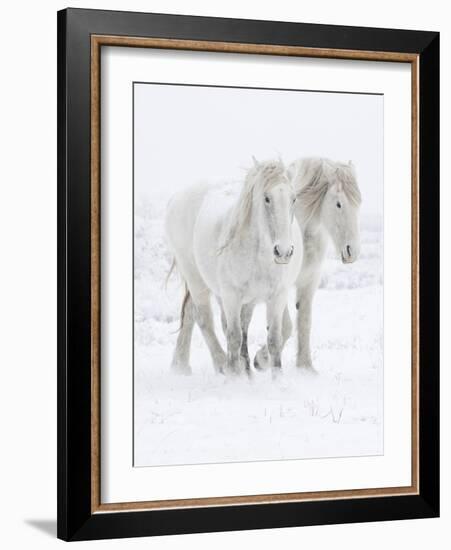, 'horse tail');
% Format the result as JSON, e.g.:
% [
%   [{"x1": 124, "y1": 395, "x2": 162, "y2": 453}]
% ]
[
  {"x1": 164, "y1": 258, "x2": 176, "y2": 290},
  {"x1": 179, "y1": 284, "x2": 191, "y2": 331},
  {"x1": 165, "y1": 259, "x2": 191, "y2": 333}
]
